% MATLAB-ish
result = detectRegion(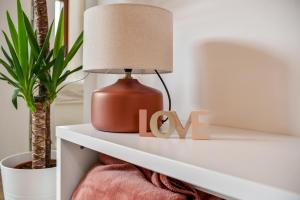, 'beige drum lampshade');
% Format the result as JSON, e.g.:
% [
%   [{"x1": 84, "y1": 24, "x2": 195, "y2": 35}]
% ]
[{"x1": 83, "y1": 4, "x2": 173, "y2": 74}]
